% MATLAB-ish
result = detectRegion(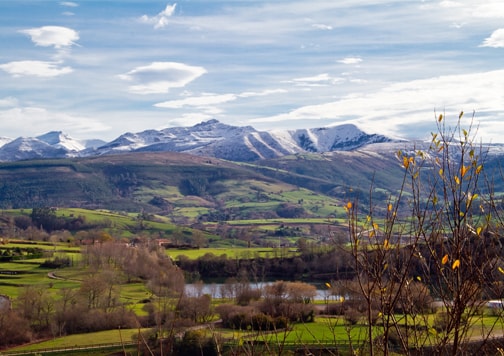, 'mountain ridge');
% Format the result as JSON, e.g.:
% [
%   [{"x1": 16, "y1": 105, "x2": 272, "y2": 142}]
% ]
[{"x1": 0, "y1": 120, "x2": 395, "y2": 162}]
